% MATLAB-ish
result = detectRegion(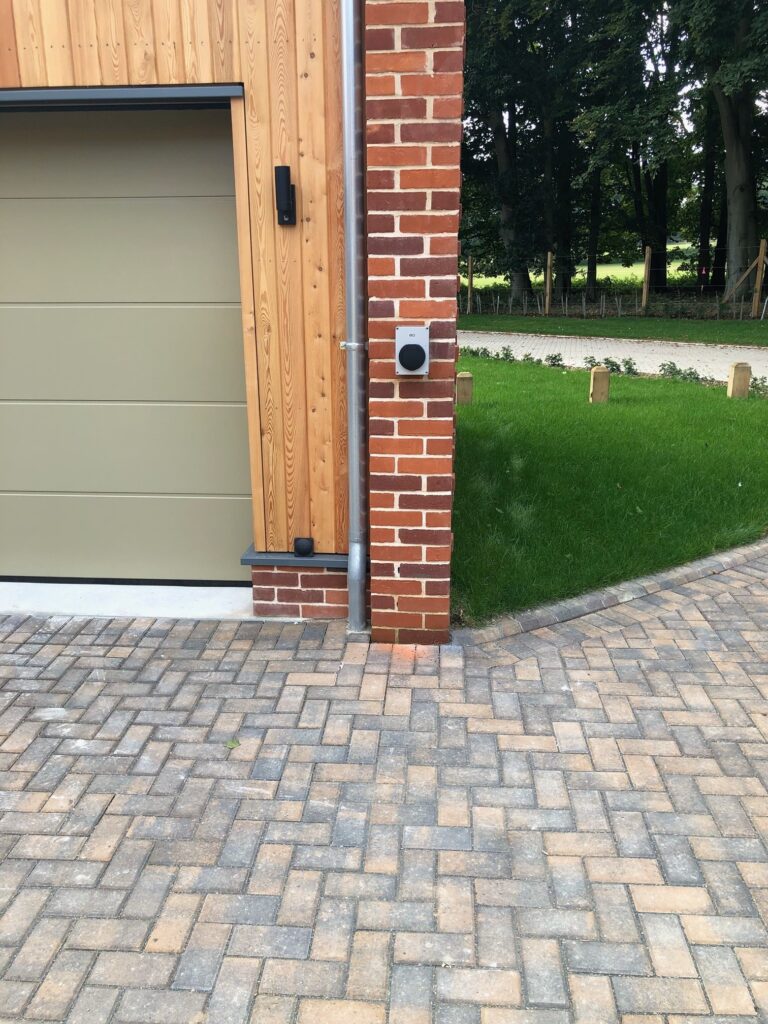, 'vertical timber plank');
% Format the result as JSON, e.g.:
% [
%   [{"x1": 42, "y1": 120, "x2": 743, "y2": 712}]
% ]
[
  {"x1": 265, "y1": 0, "x2": 311, "y2": 547},
  {"x1": 39, "y1": 0, "x2": 75, "y2": 85},
  {"x1": 123, "y1": 0, "x2": 157, "y2": 83},
  {"x1": 151, "y1": 0, "x2": 185, "y2": 83},
  {"x1": 179, "y1": 0, "x2": 212, "y2": 82},
  {"x1": 94, "y1": 0, "x2": 128, "y2": 83},
  {"x1": 209, "y1": 0, "x2": 238, "y2": 81},
  {"x1": 12, "y1": 0, "x2": 48, "y2": 85},
  {"x1": 237, "y1": 0, "x2": 288, "y2": 550},
  {"x1": 323, "y1": 0, "x2": 348, "y2": 552},
  {"x1": 295, "y1": 0, "x2": 336, "y2": 551},
  {"x1": 231, "y1": 95, "x2": 268, "y2": 551},
  {"x1": 67, "y1": 0, "x2": 102, "y2": 84},
  {"x1": 0, "y1": 0, "x2": 21, "y2": 86}
]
